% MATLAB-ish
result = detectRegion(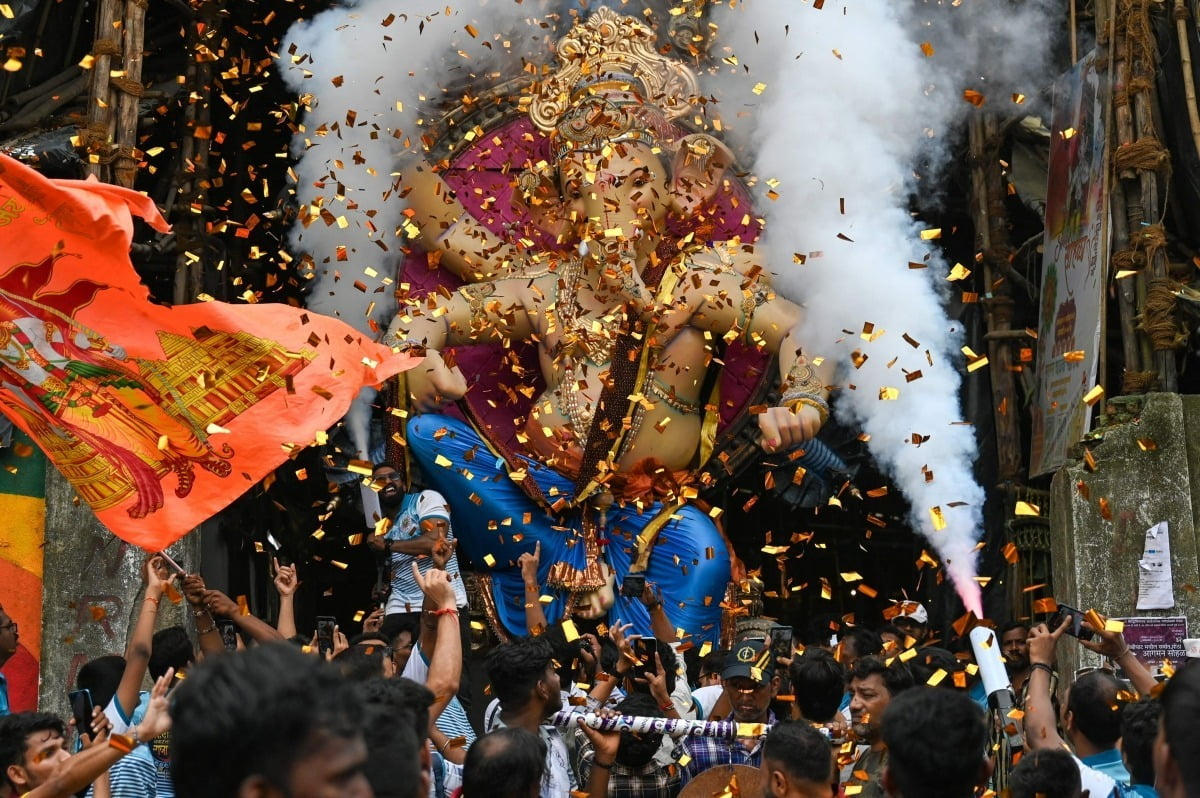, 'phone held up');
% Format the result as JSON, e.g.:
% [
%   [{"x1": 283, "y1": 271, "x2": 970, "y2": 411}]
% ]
[
  {"x1": 68, "y1": 688, "x2": 94, "y2": 738},
  {"x1": 216, "y1": 619, "x2": 238, "y2": 652},
  {"x1": 316, "y1": 615, "x2": 337, "y2": 655},
  {"x1": 769, "y1": 625, "x2": 794, "y2": 663},
  {"x1": 1050, "y1": 603, "x2": 1096, "y2": 641},
  {"x1": 620, "y1": 574, "x2": 646, "y2": 600}
]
